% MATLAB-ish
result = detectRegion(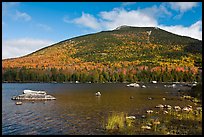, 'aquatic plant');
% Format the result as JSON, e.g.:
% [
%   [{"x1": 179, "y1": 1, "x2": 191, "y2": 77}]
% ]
[
  {"x1": 105, "y1": 112, "x2": 135, "y2": 134},
  {"x1": 104, "y1": 94, "x2": 202, "y2": 135},
  {"x1": 105, "y1": 112, "x2": 125, "y2": 131}
]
